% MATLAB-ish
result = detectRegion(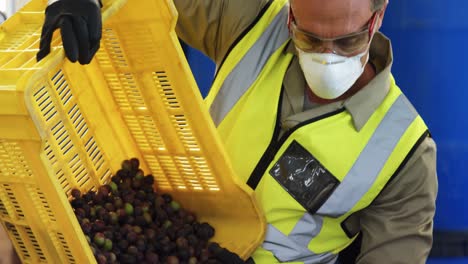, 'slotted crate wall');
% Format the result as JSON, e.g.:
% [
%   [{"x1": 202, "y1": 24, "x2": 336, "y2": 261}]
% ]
[
  {"x1": 0, "y1": 1, "x2": 121, "y2": 261},
  {"x1": 0, "y1": 0, "x2": 265, "y2": 262},
  {"x1": 75, "y1": 2, "x2": 265, "y2": 252}
]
